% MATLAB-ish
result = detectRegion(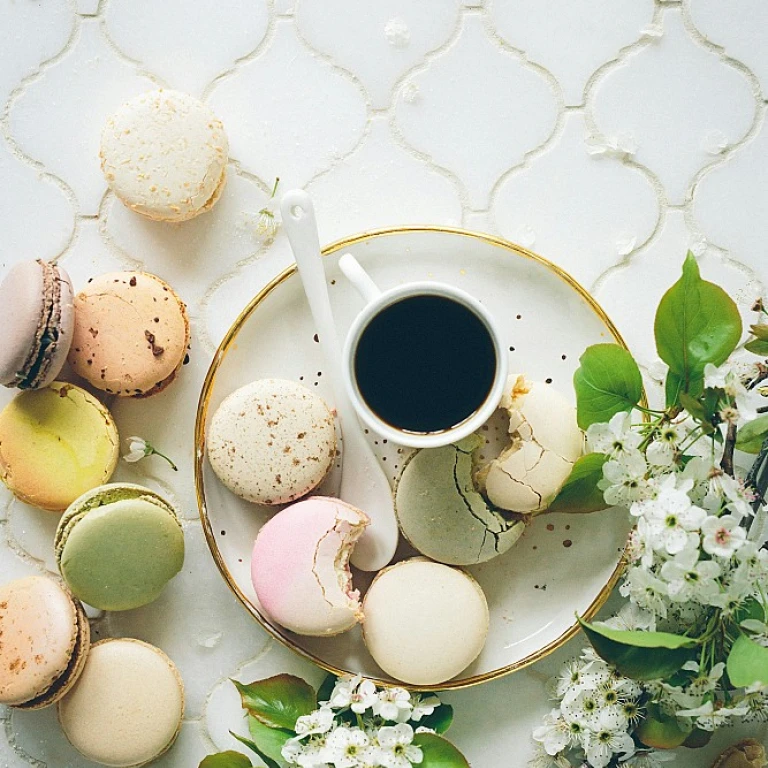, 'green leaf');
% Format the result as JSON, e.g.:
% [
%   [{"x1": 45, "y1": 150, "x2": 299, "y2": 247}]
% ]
[
  {"x1": 734, "y1": 597, "x2": 766, "y2": 625},
  {"x1": 679, "y1": 392, "x2": 716, "y2": 434},
  {"x1": 746, "y1": 338, "x2": 768, "y2": 356},
  {"x1": 248, "y1": 717, "x2": 293, "y2": 765},
  {"x1": 230, "y1": 733, "x2": 280, "y2": 768},
  {"x1": 735, "y1": 414, "x2": 768, "y2": 454},
  {"x1": 414, "y1": 733, "x2": 471, "y2": 768},
  {"x1": 199, "y1": 752, "x2": 253, "y2": 768},
  {"x1": 548, "y1": 453, "x2": 608, "y2": 513},
  {"x1": 727, "y1": 633, "x2": 768, "y2": 687},
  {"x1": 316, "y1": 674, "x2": 336, "y2": 705},
  {"x1": 635, "y1": 703, "x2": 690, "y2": 749},
  {"x1": 654, "y1": 252, "x2": 742, "y2": 399},
  {"x1": 417, "y1": 703, "x2": 454, "y2": 735},
  {"x1": 234, "y1": 675, "x2": 316, "y2": 730},
  {"x1": 580, "y1": 619, "x2": 697, "y2": 680},
  {"x1": 573, "y1": 344, "x2": 643, "y2": 429}
]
